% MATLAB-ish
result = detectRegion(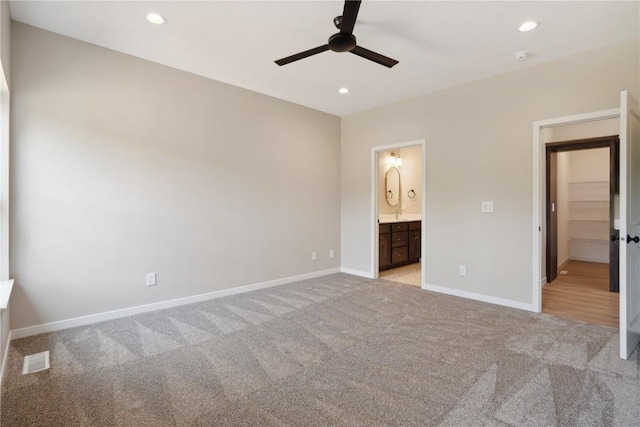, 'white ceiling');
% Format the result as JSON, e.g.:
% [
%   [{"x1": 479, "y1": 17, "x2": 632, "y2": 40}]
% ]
[{"x1": 8, "y1": 1, "x2": 640, "y2": 117}]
